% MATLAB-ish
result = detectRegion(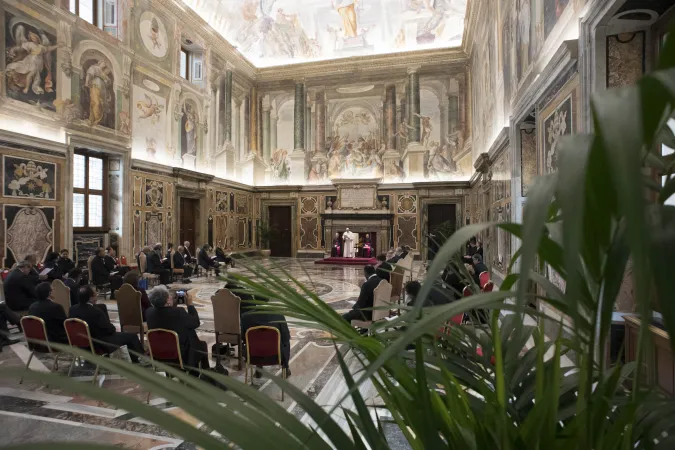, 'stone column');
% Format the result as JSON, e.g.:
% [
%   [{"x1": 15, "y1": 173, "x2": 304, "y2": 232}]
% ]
[
  {"x1": 448, "y1": 94, "x2": 459, "y2": 134},
  {"x1": 398, "y1": 83, "x2": 407, "y2": 153},
  {"x1": 262, "y1": 103, "x2": 271, "y2": 162},
  {"x1": 233, "y1": 97, "x2": 241, "y2": 160},
  {"x1": 224, "y1": 70, "x2": 233, "y2": 142},
  {"x1": 238, "y1": 91, "x2": 265, "y2": 185},
  {"x1": 314, "y1": 90, "x2": 326, "y2": 157},
  {"x1": 249, "y1": 87, "x2": 258, "y2": 155},
  {"x1": 243, "y1": 96, "x2": 250, "y2": 154},
  {"x1": 439, "y1": 100, "x2": 449, "y2": 145},
  {"x1": 215, "y1": 82, "x2": 222, "y2": 150},
  {"x1": 384, "y1": 84, "x2": 397, "y2": 150},
  {"x1": 403, "y1": 66, "x2": 425, "y2": 179},
  {"x1": 309, "y1": 103, "x2": 315, "y2": 153},
  {"x1": 290, "y1": 81, "x2": 307, "y2": 184},
  {"x1": 270, "y1": 112, "x2": 278, "y2": 153}
]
